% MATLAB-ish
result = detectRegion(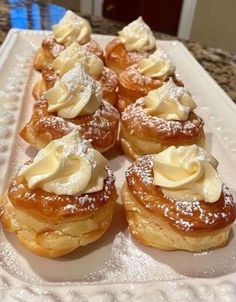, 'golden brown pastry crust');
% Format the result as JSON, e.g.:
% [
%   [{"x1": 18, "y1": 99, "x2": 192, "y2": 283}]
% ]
[
  {"x1": 33, "y1": 37, "x2": 104, "y2": 71},
  {"x1": 6, "y1": 168, "x2": 115, "y2": 218},
  {"x1": 20, "y1": 97, "x2": 120, "y2": 152},
  {"x1": 120, "y1": 98, "x2": 205, "y2": 159},
  {"x1": 33, "y1": 65, "x2": 118, "y2": 106},
  {"x1": 117, "y1": 64, "x2": 183, "y2": 112},
  {"x1": 99, "y1": 67, "x2": 118, "y2": 106},
  {"x1": 0, "y1": 168, "x2": 117, "y2": 257},
  {"x1": 122, "y1": 182, "x2": 232, "y2": 251},
  {"x1": 83, "y1": 38, "x2": 104, "y2": 60},
  {"x1": 105, "y1": 38, "x2": 151, "y2": 75},
  {"x1": 121, "y1": 155, "x2": 236, "y2": 251}
]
